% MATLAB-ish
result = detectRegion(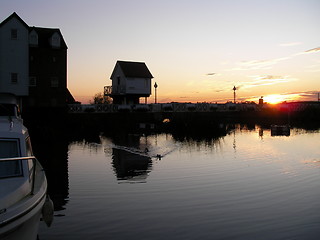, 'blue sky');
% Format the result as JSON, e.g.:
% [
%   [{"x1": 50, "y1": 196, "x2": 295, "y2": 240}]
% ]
[{"x1": 1, "y1": 0, "x2": 319, "y2": 103}]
